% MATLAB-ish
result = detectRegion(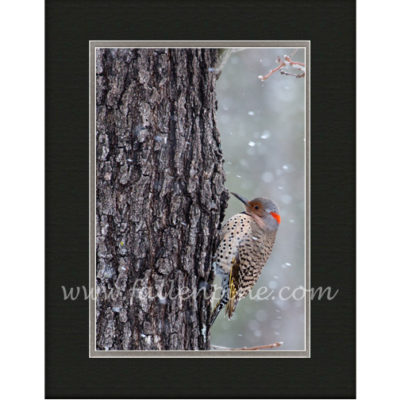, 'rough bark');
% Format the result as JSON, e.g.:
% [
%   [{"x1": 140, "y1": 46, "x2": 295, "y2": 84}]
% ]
[{"x1": 96, "y1": 48, "x2": 228, "y2": 350}]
